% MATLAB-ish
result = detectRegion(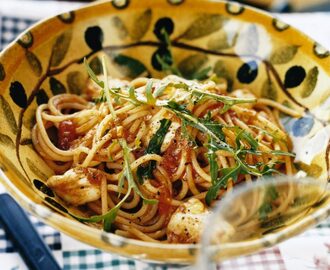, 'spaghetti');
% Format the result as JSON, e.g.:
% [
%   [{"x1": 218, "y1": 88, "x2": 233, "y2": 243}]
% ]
[{"x1": 32, "y1": 60, "x2": 299, "y2": 243}]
